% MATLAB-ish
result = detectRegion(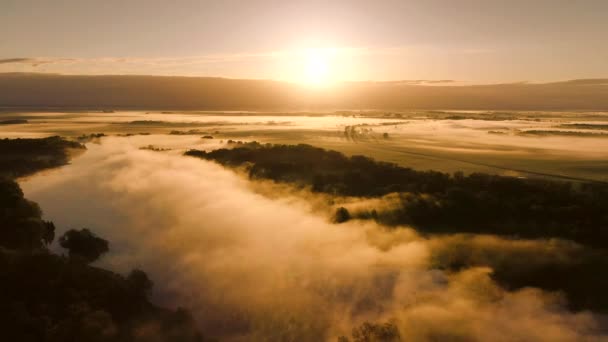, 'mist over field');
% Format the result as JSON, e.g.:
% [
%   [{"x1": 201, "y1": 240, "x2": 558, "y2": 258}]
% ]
[
  {"x1": 3, "y1": 108, "x2": 608, "y2": 341},
  {"x1": 17, "y1": 136, "x2": 607, "y2": 341},
  {"x1": 3, "y1": 1, "x2": 608, "y2": 340}
]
